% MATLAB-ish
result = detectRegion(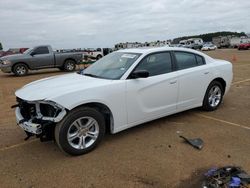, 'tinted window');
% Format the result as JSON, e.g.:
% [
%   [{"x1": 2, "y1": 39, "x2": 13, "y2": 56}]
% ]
[
  {"x1": 34, "y1": 47, "x2": 49, "y2": 55},
  {"x1": 135, "y1": 52, "x2": 172, "y2": 77},
  {"x1": 196, "y1": 55, "x2": 205, "y2": 65},
  {"x1": 175, "y1": 52, "x2": 197, "y2": 70}
]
